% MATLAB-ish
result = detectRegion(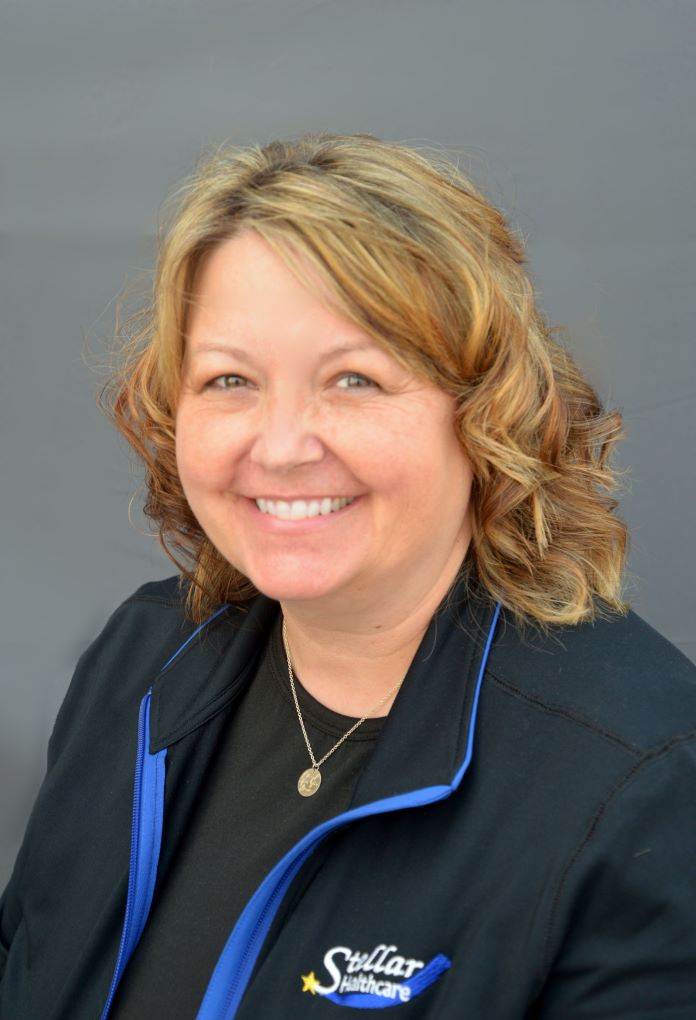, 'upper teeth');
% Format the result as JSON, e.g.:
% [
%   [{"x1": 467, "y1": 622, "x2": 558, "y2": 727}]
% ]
[{"x1": 256, "y1": 497, "x2": 355, "y2": 520}]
